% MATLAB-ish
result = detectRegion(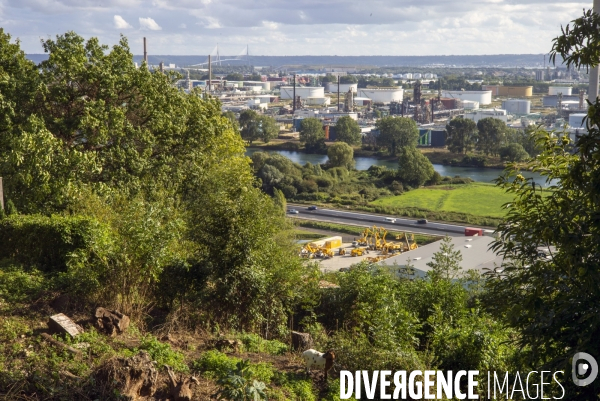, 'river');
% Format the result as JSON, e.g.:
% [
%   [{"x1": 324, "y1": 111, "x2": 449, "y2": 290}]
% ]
[{"x1": 245, "y1": 148, "x2": 558, "y2": 187}]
